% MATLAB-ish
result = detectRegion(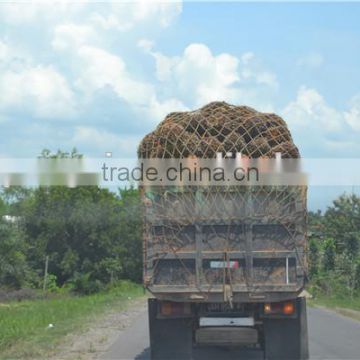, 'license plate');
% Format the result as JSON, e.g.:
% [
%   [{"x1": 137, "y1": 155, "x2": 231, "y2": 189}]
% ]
[
  {"x1": 210, "y1": 261, "x2": 239, "y2": 269},
  {"x1": 199, "y1": 317, "x2": 255, "y2": 327}
]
